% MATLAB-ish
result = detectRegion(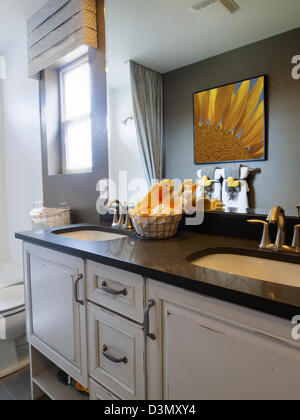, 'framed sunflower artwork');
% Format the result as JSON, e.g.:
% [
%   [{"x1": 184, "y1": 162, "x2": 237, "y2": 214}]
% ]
[{"x1": 193, "y1": 76, "x2": 265, "y2": 164}]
